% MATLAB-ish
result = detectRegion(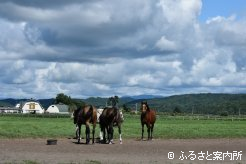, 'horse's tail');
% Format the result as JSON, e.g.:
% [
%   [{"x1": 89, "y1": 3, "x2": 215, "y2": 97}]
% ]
[
  {"x1": 89, "y1": 105, "x2": 97, "y2": 124},
  {"x1": 73, "y1": 107, "x2": 81, "y2": 124}
]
